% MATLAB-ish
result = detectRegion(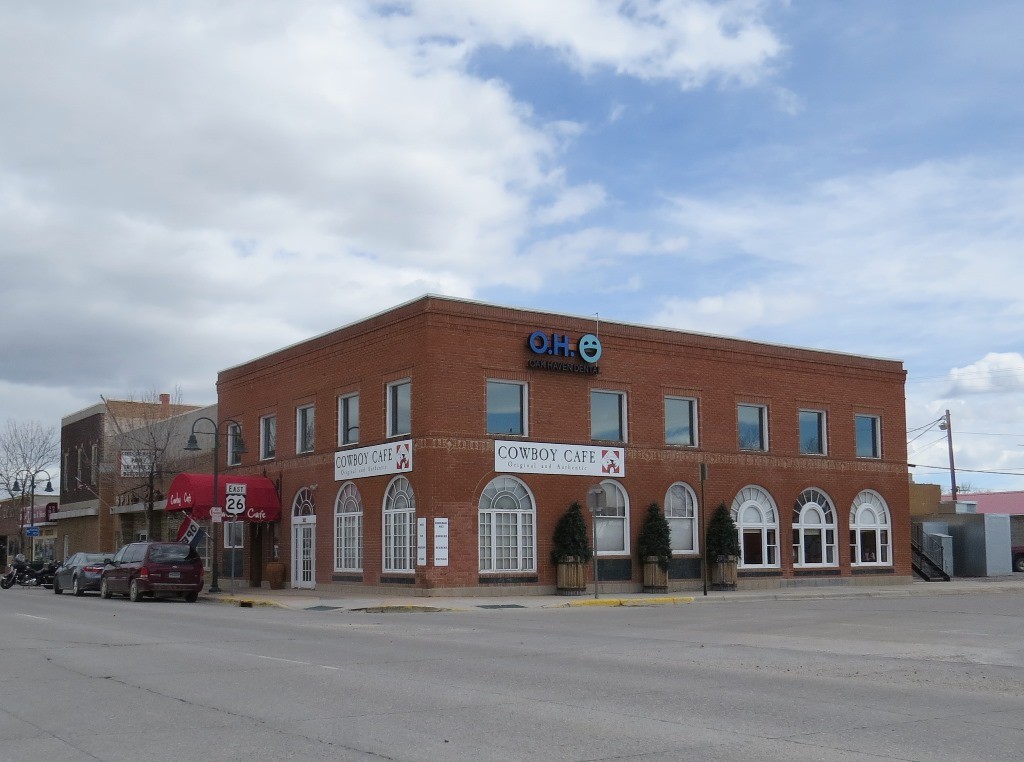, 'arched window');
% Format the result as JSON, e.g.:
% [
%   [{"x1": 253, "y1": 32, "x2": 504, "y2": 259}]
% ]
[
  {"x1": 665, "y1": 482, "x2": 698, "y2": 553},
  {"x1": 596, "y1": 480, "x2": 629, "y2": 554},
  {"x1": 383, "y1": 476, "x2": 415, "y2": 572},
  {"x1": 292, "y1": 487, "x2": 315, "y2": 518},
  {"x1": 334, "y1": 482, "x2": 363, "y2": 572},
  {"x1": 792, "y1": 488, "x2": 837, "y2": 567},
  {"x1": 849, "y1": 490, "x2": 891, "y2": 566},
  {"x1": 731, "y1": 485, "x2": 779, "y2": 568},
  {"x1": 478, "y1": 476, "x2": 536, "y2": 572}
]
